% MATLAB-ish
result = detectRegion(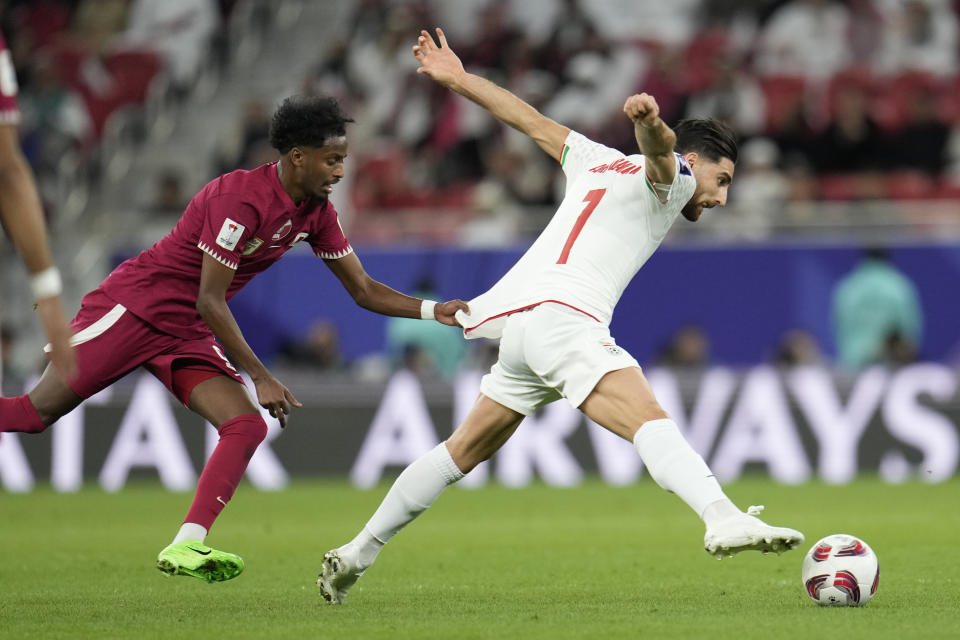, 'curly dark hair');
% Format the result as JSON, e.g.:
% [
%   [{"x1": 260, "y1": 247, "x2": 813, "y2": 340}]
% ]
[
  {"x1": 268, "y1": 96, "x2": 354, "y2": 154},
  {"x1": 674, "y1": 118, "x2": 738, "y2": 164}
]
